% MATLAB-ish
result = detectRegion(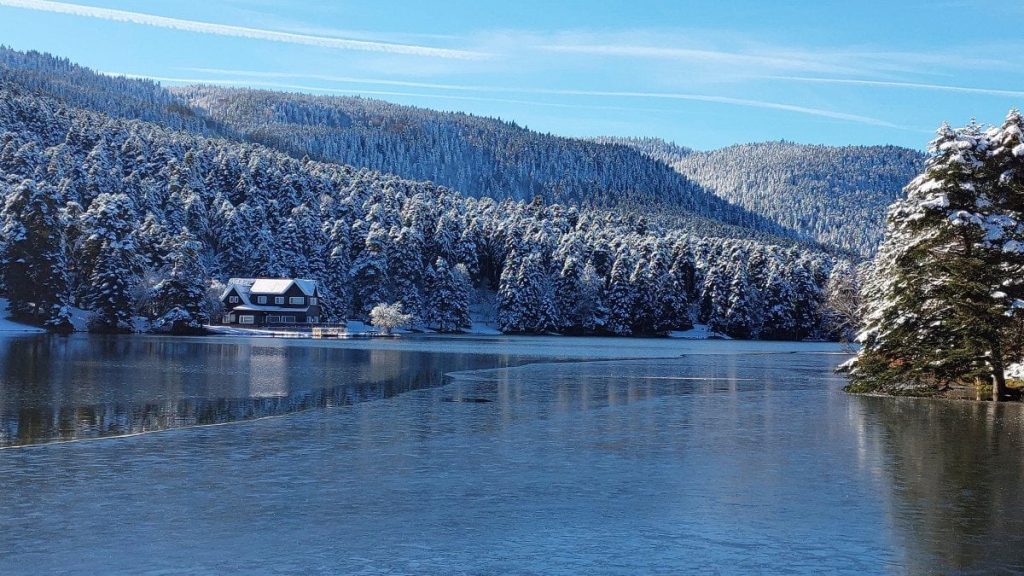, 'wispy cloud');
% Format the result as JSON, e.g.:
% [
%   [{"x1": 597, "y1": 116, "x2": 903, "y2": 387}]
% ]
[
  {"x1": 526, "y1": 89, "x2": 903, "y2": 128},
  {"x1": 102, "y1": 71, "x2": 669, "y2": 115},
  {"x1": 535, "y1": 31, "x2": 1017, "y2": 79},
  {"x1": 116, "y1": 68, "x2": 903, "y2": 129},
  {"x1": 766, "y1": 76, "x2": 1024, "y2": 99},
  {"x1": 540, "y1": 43, "x2": 860, "y2": 75},
  {"x1": 183, "y1": 67, "x2": 494, "y2": 92},
  {"x1": 0, "y1": 0, "x2": 487, "y2": 59}
]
